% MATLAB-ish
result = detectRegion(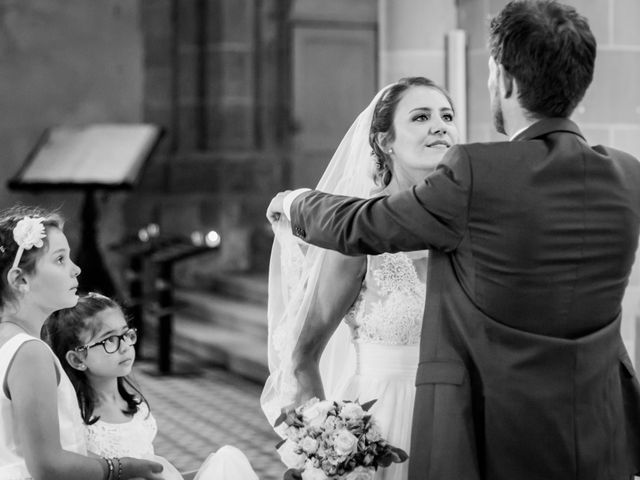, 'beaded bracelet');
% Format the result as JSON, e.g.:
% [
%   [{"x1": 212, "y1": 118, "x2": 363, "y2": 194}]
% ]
[
  {"x1": 114, "y1": 457, "x2": 123, "y2": 480},
  {"x1": 103, "y1": 457, "x2": 114, "y2": 480}
]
